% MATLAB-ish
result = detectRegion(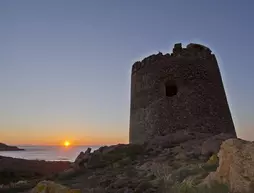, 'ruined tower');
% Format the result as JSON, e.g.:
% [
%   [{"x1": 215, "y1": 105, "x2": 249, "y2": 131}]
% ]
[{"x1": 129, "y1": 43, "x2": 236, "y2": 144}]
